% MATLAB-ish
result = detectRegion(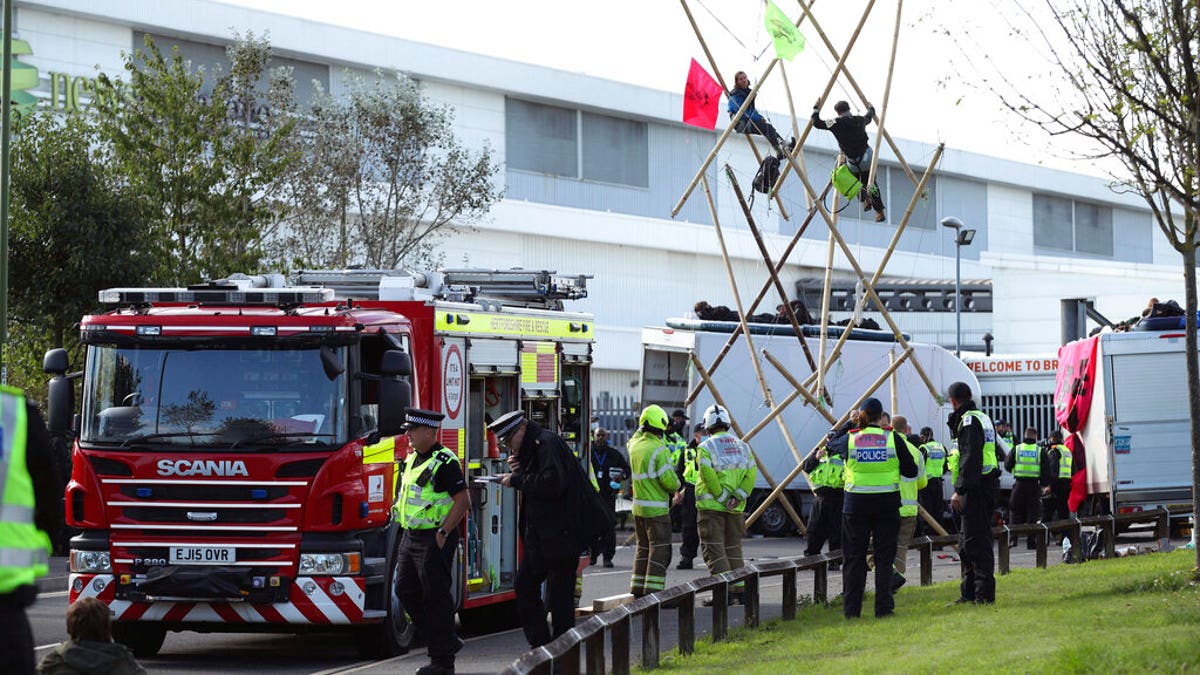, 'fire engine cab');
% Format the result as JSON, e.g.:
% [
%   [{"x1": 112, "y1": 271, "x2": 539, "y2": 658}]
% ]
[{"x1": 44, "y1": 269, "x2": 594, "y2": 658}]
